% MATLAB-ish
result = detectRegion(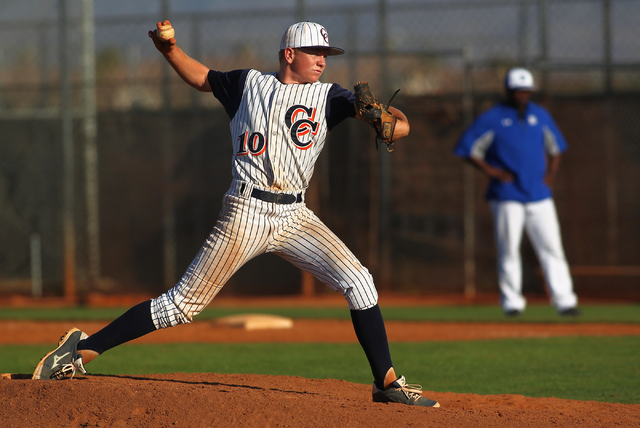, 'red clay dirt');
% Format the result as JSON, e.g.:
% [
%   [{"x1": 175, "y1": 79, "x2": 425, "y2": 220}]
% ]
[
  {"x1": 2, "y1": 318, "x2": 640, "y2": 344},
  {"x1": 1, "y1": 295, "x2": 639, "y2": 427}
]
